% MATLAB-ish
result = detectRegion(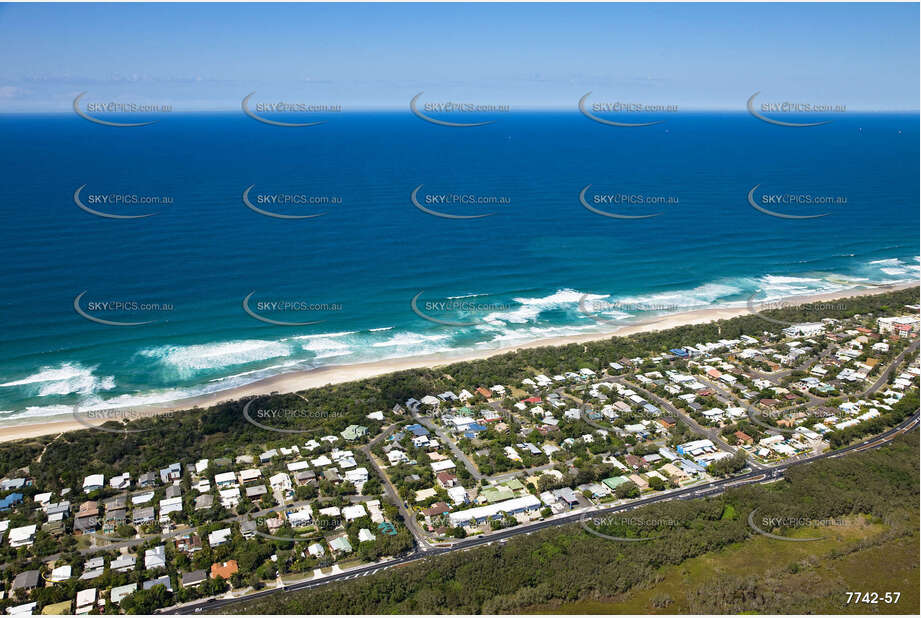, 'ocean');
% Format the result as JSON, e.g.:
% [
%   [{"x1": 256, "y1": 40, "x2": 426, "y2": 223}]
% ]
[{"x1": 0, "y1": 111, "x2": 918, "y2": 425}]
